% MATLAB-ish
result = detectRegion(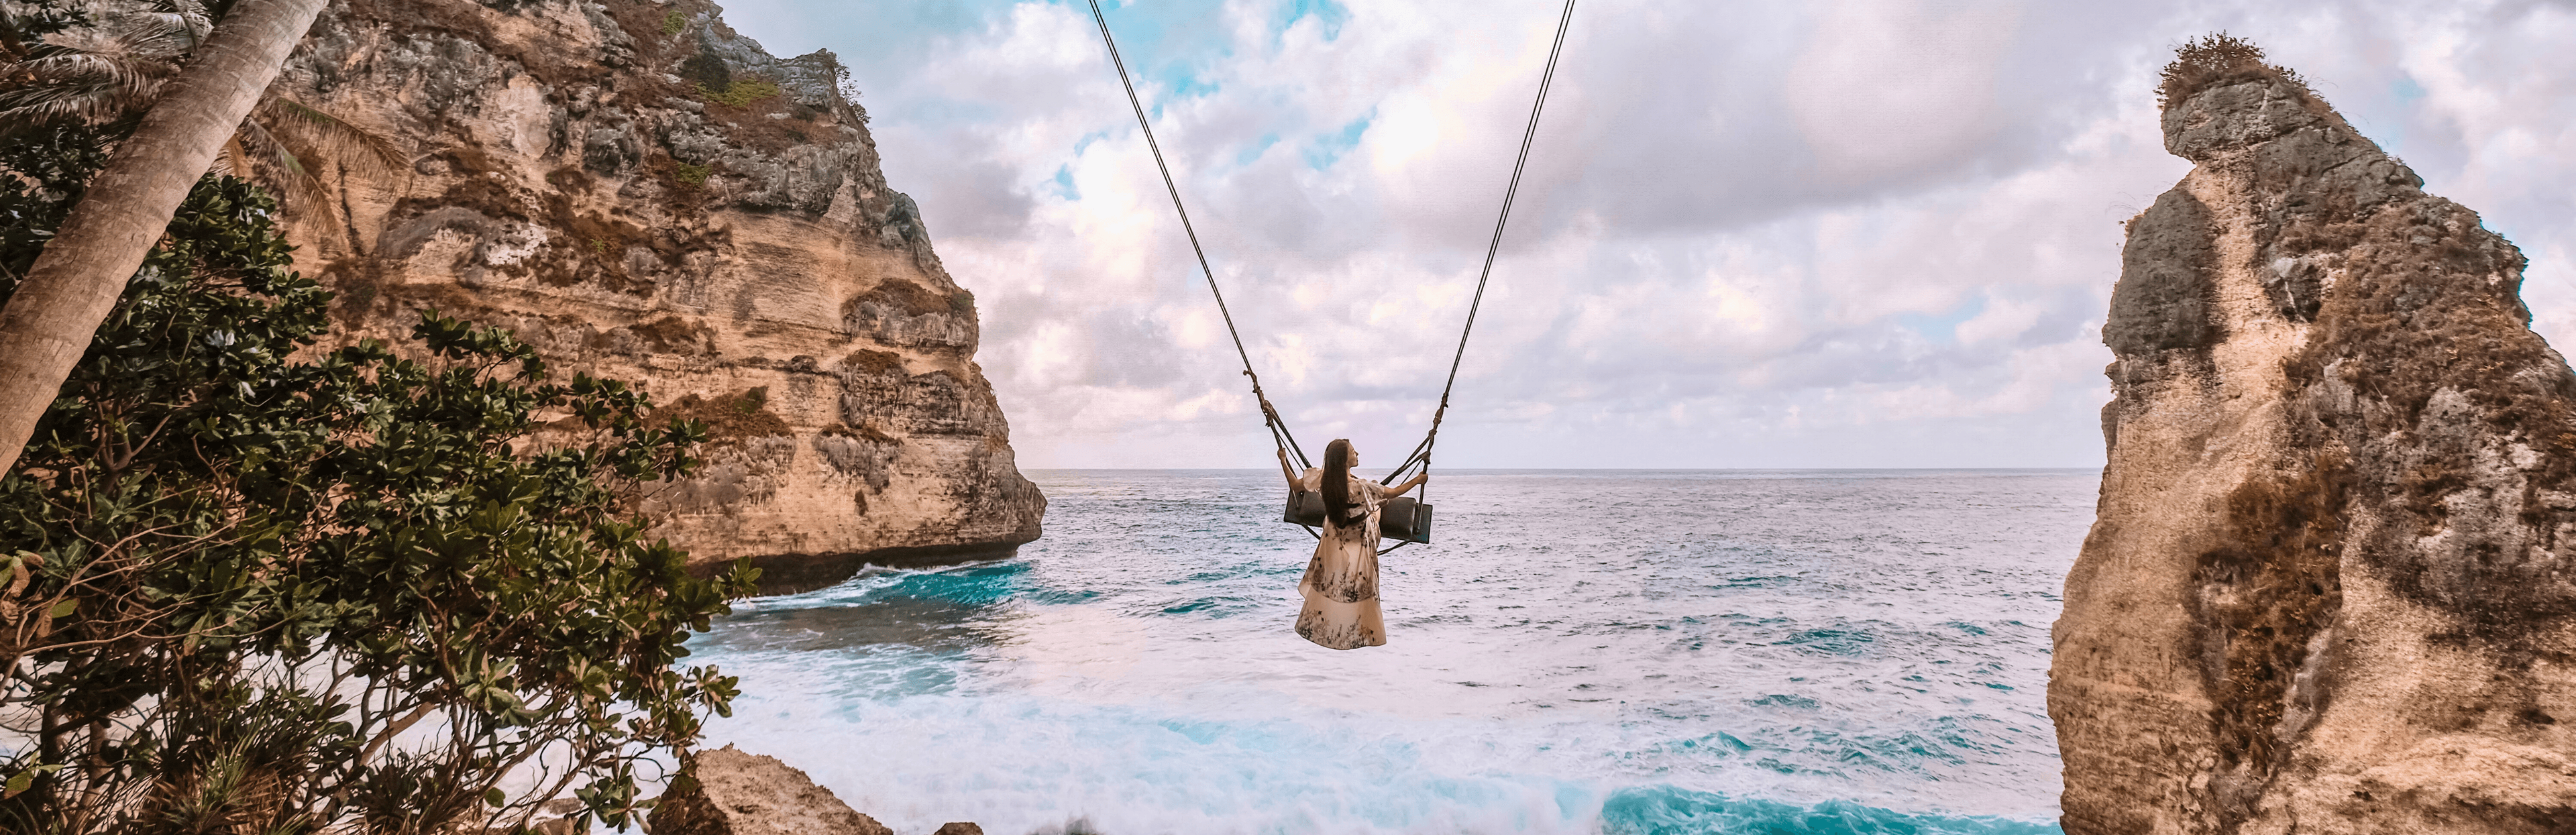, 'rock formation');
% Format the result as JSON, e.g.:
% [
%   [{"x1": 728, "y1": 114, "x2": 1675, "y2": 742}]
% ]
[
  {"x1": 2050, "y1": 44, "x2": 2576, "y2": 834},
  {"x1": 649, "y1": 746, "x2": 894, "y2": 835},
  {"x1": 273, "y1": 0, "x2": 1043, "y2": 592}
]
